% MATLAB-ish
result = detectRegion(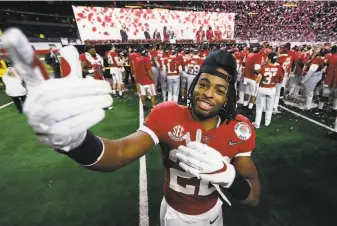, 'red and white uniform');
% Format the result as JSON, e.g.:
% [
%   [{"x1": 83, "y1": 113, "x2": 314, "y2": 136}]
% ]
[
  {"x1": 277, "y1": 54, "x2": 293, "y2": 75},
  {"x1": 184, "y1": 56, "x2": 203, "y2": 76},
  {"x1": 135, "y1": 55, "x2": 156, "y2": 96},
  {"x1": 139, "y1": 101, "x2": 255, "y2": 222},
  {"x1": 161, "y1": 55, "x2": 182, "y2": 79},
  {"x1": 241, "y1": 52, "x2": 263, "y2": 96},
  {"x1": 324, "y1": 53, "x2": 337, "y2": 89},
  {"x1": 234, "y1": 51, "x2": 245, "y2": 80},
  {"x1": 206, "y1": 30, "x2": 213, "y2": 41},
  {"x1": 149, "y1": 50, "x2": 158, "y2": 67},
  {"x1": 80, "y1": 52, "x2": 104, "y2": 80},
  {"x1": 243, "y1": 53, "x2": 263, "y2": 80},
  {"x1": 259, "y1": 64, "x2": 284, "y2": 90}
]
